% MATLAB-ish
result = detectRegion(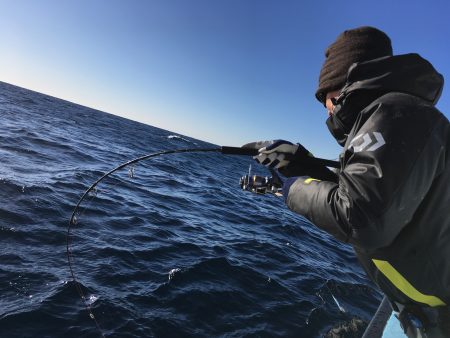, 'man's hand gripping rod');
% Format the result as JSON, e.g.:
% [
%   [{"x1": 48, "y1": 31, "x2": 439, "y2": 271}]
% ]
[{"x1": 221, "y1": 142, "x2": 340, "y2": 169}]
